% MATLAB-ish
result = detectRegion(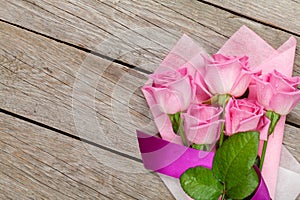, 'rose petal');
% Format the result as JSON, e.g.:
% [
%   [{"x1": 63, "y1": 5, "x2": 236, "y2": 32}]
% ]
[
  {"x1": 186, "y1": 120, "x2": 223, "y2": 144},
  {"x1": 151, "y1": 87, "x2": 183, "y2": 114},
  {"x1": 254, "y1": 78, "x2": 274, "y2": 110},
  {"x1": 257, "y1": 116, "x2": 270, "y2": 141},
  {"x1": 205, "y1": 58, "x2": 242, "y2": 94},
  {"x1": 230, "y1": 69, "x2": 253, "y2": 97},
  {"x1": 269, "y1": 92, "x2": 300, "y2": 115}
]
